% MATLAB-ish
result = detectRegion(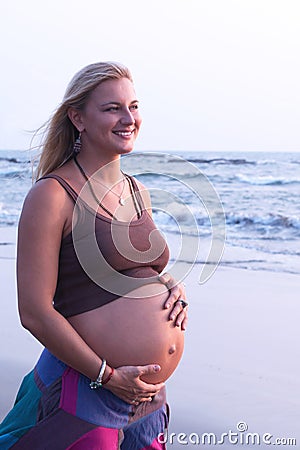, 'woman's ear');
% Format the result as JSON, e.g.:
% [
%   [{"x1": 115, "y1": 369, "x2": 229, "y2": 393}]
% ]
[{"x1": 67, "y1": 107, "x2": 85, "y2": 132}]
